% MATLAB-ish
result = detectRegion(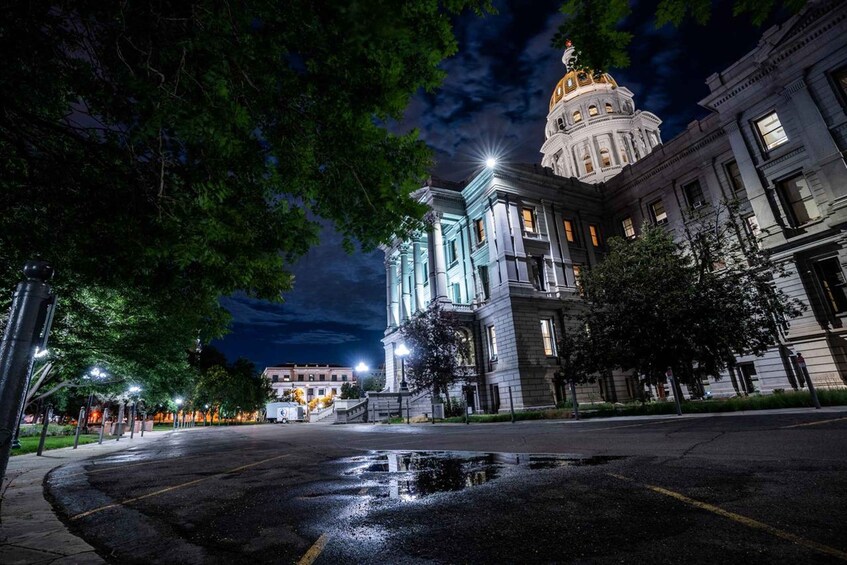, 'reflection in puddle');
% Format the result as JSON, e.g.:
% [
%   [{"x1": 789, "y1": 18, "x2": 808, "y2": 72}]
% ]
[{"x1": 346, "y1": 451, "x2": 622, "y2": 501}]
